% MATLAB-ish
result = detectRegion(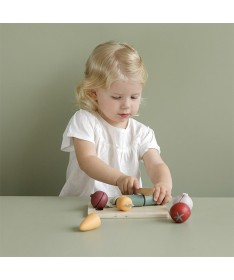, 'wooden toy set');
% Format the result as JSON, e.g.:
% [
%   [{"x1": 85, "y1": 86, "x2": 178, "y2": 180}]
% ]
[{"x1": 79, "y1": 189, "x2": 193, "y2": 231}]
